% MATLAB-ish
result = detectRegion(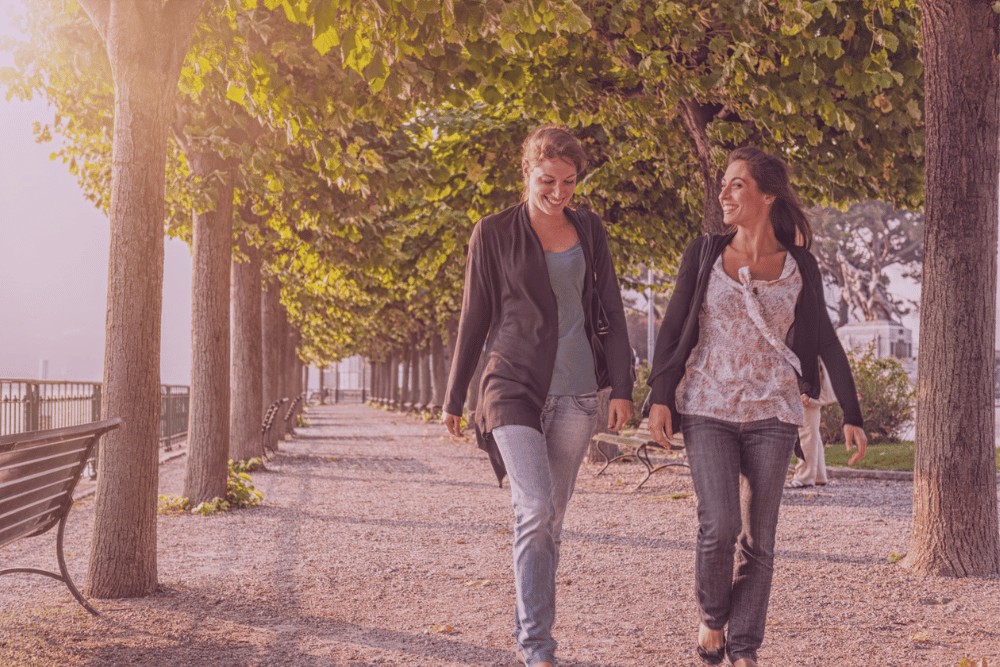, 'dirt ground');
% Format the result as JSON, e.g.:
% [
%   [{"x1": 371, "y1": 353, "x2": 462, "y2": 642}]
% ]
[{"x1": 0, "y1": 403, "x2": 997, "y2": 666}]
